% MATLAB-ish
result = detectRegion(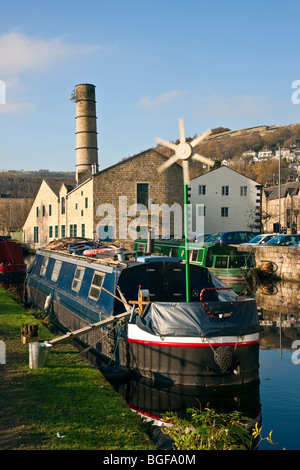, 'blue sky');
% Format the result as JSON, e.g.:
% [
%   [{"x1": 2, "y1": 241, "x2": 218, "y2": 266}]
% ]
[{"x1": 0, "y1": 0, "x2": 300, "y2": 172}]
